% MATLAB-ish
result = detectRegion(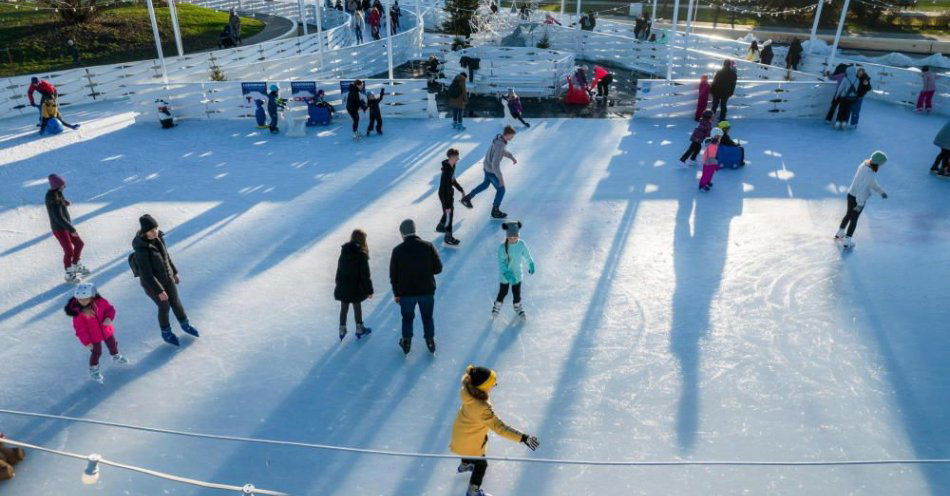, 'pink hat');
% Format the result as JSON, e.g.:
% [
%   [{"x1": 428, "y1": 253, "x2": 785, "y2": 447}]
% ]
[{"x1": 48, "y1": 174, "x2": 65, "y2": 190}]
